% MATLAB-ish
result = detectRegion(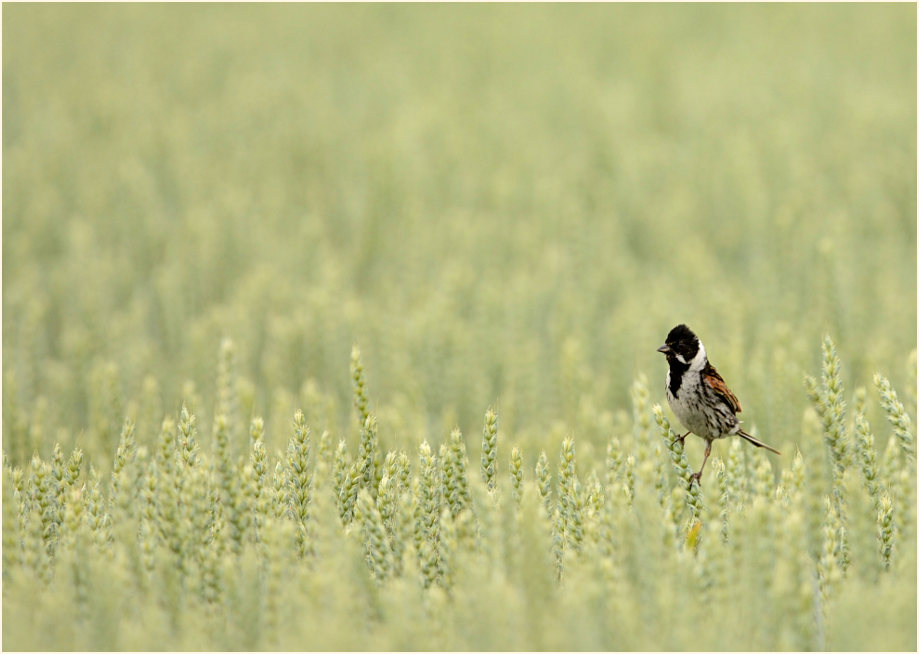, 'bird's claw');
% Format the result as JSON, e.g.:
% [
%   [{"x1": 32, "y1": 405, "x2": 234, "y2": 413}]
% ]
[{"x1": 689, "y1": 471, "x2": 703, "y2": 487}]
